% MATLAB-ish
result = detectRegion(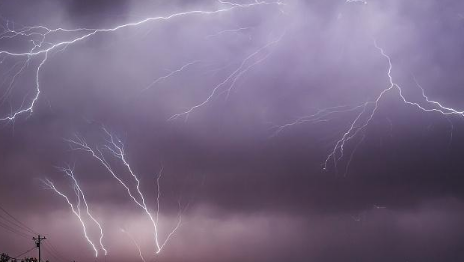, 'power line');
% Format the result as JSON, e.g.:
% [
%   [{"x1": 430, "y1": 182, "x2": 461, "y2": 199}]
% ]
[
  {"x1": 42, "y1": 244, "x2": 63, "y2": 262},
  {"x1": 0, "y1": 205, "x2": 72, "y2": 262},
  {"x1": 0, "y1": 205, "x2": 39, "y2": 235},
  {"x1": 0, "y1": 215, "x2": 36, "y2": 238},
  {"x1": 44, "y1": 241, "x2": 69, "y2": 262},
  {"x1": 13, "y1": 246, "x2": 36, "y2": 259},
  {"x1": 0, "y1": 220, "x2": 33, "y2": 239},
  {"x1": 42, "y1": 245, "x2": 59, "y2": 261},
  {"x1": 0, "y1": 212, "x2": 37, "y2": 236},
  {"x1": 47, "y1": 241, "x2": 69, "y2": 262}
]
